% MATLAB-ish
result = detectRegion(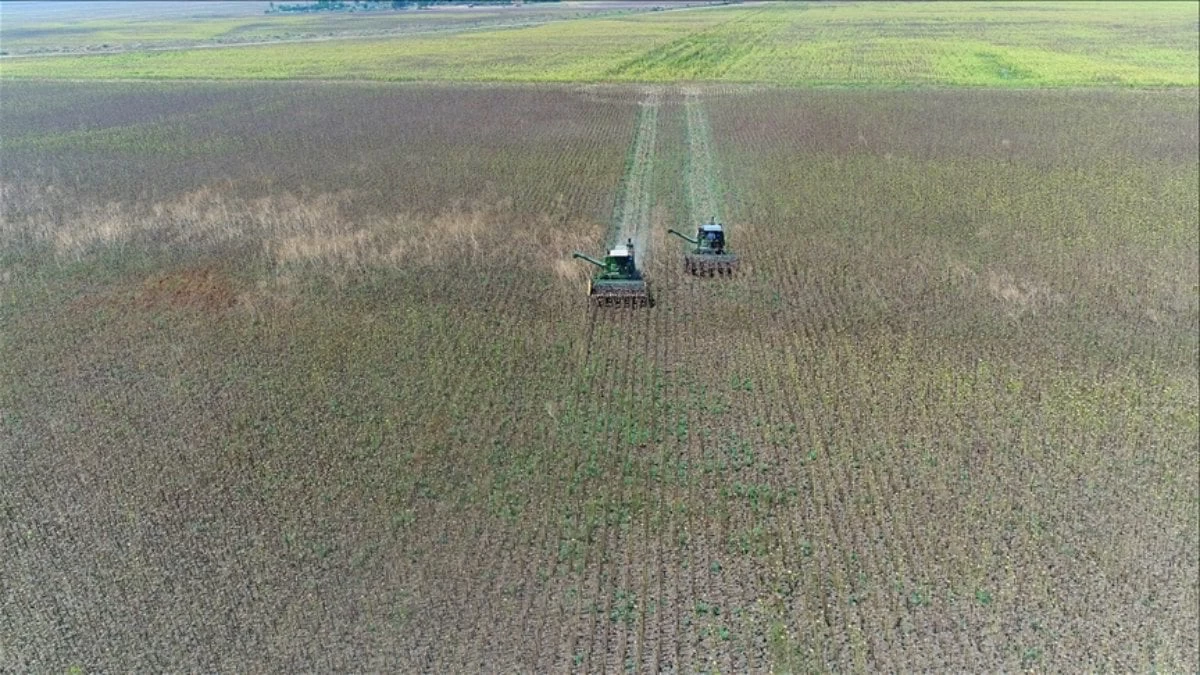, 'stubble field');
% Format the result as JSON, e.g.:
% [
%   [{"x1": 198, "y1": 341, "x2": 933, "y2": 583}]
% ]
[{"x1": 1, "y1": 79, "x2": 1196, "y2": 671}]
